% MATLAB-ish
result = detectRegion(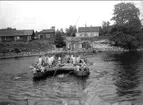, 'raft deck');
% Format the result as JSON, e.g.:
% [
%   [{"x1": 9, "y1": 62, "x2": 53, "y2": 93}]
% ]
[{"x1": 33, "y1": 64, "x2": 77, "y2": 78}]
